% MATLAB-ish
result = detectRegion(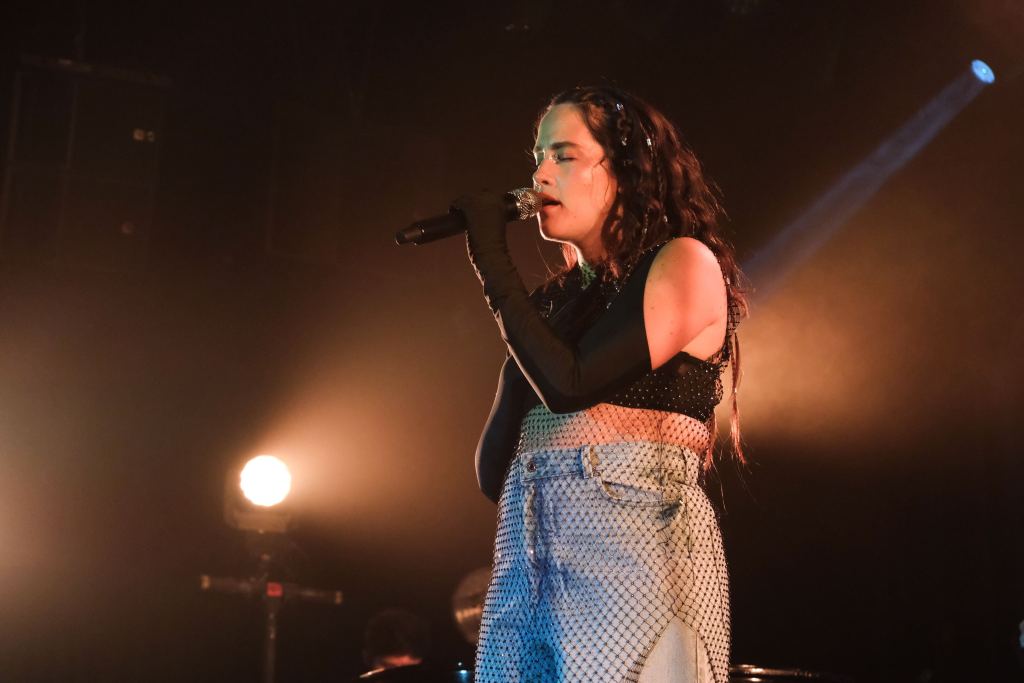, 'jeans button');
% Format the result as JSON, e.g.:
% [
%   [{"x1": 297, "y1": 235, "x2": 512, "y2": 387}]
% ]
[{"x1": 526, "y1": 458, "x2": 537, "y2": 472}]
